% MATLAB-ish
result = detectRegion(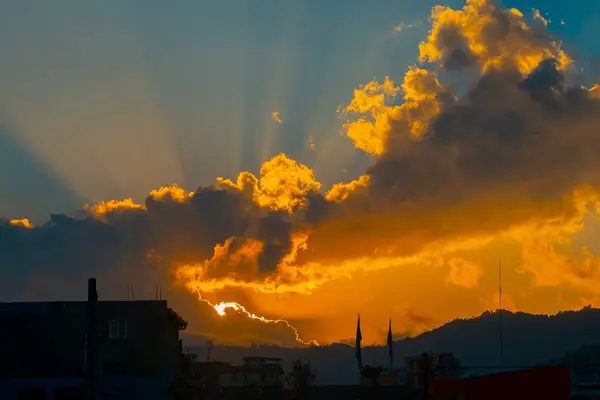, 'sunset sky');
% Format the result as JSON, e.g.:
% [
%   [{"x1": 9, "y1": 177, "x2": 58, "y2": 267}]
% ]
[{"x1": 2, "y1": 0, "x2": 600, "y2": 347}]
